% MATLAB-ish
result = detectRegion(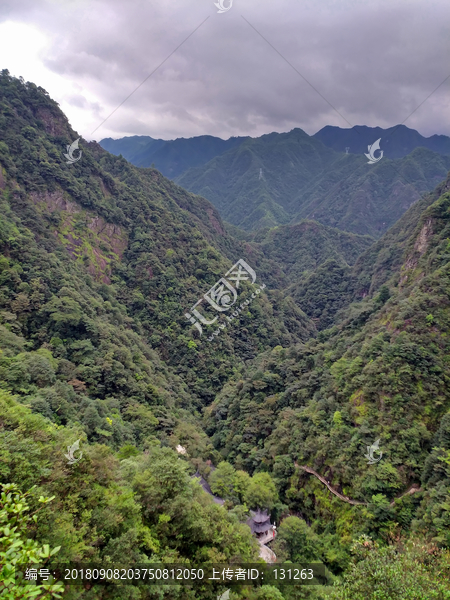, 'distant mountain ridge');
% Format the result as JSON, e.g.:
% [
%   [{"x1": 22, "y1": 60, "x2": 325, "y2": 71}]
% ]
[
  {"x1": 175, "y1": 128, "x2": 450, "y2": 237},
  {"x1": 100, "y1": 134, "x2": 247, "y2": 178},
  {"x1": 100, "y1": 135, "x2": 165, "y2": 162},
  {"x1": 313, "y1": 124, "x2": 450, "y2": 158},
  {"x1": 101, "y1": 124, "x2": 450, "y2": 179},
  {"x1": 101, "y1": 125, "x2": 450, "y2": 239}
]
